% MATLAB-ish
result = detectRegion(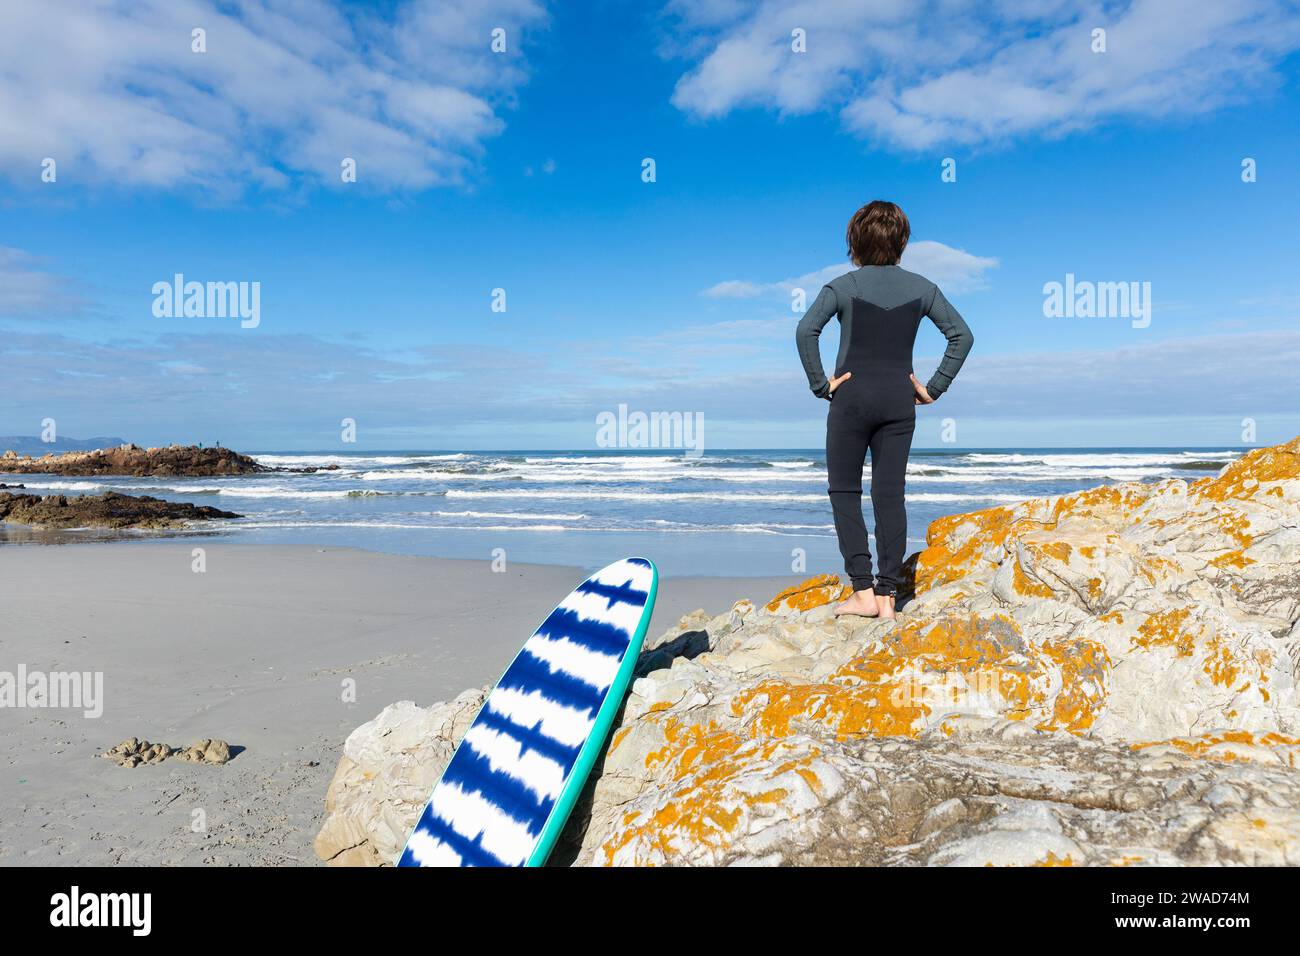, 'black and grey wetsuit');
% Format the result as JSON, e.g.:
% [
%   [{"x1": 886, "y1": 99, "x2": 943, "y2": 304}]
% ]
[{"x1": 796, "y1": 264, "x2": 973, "y2": 597}]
